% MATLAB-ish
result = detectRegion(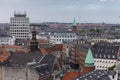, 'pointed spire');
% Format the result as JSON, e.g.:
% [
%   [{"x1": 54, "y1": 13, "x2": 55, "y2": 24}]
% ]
[
  {"x1": 84, "y1": 48, "x2": 94, "y2": 67},
  {"x1": 72, "y1": 18, "x2": 77, "y2": 26}
]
